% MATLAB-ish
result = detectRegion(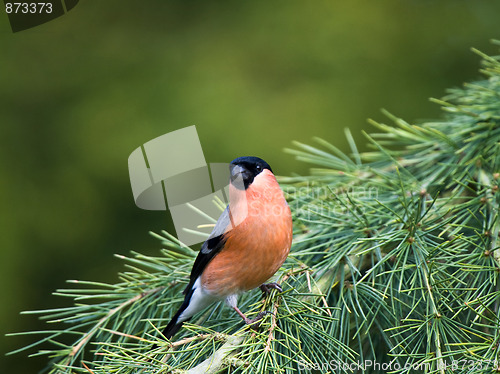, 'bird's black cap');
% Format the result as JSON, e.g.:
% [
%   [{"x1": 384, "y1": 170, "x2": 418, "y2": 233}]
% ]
[{"x1": 229, "y1": 156, "x2": 273, "y2": 189}]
